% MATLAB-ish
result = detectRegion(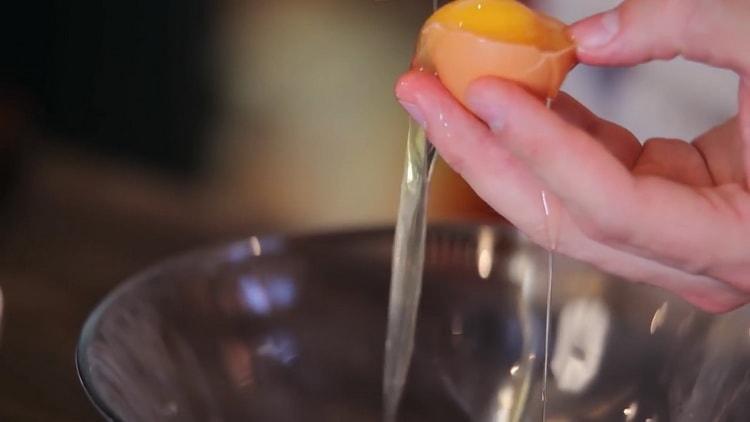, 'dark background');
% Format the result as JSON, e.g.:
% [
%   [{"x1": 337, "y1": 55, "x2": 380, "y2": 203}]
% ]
[
  {"x1": 1, "y1": 2, "x2": 220, "y2": 419},
  {"x1": 0, "y1": 1, "x2": 426, "y2": 419},
  {"x1": 2, "y1": 0, "x2": 215, "y2": 177}
]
